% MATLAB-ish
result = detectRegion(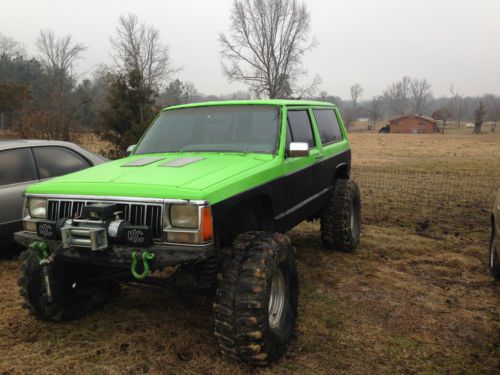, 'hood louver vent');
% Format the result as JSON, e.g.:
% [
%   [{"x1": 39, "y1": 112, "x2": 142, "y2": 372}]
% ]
[
  {"x1": 121, "y1": 157, "x2": 165, "y2": 167},
  {"x1": 160, "y1": 157, "x2": 205, "y2": 167}
]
